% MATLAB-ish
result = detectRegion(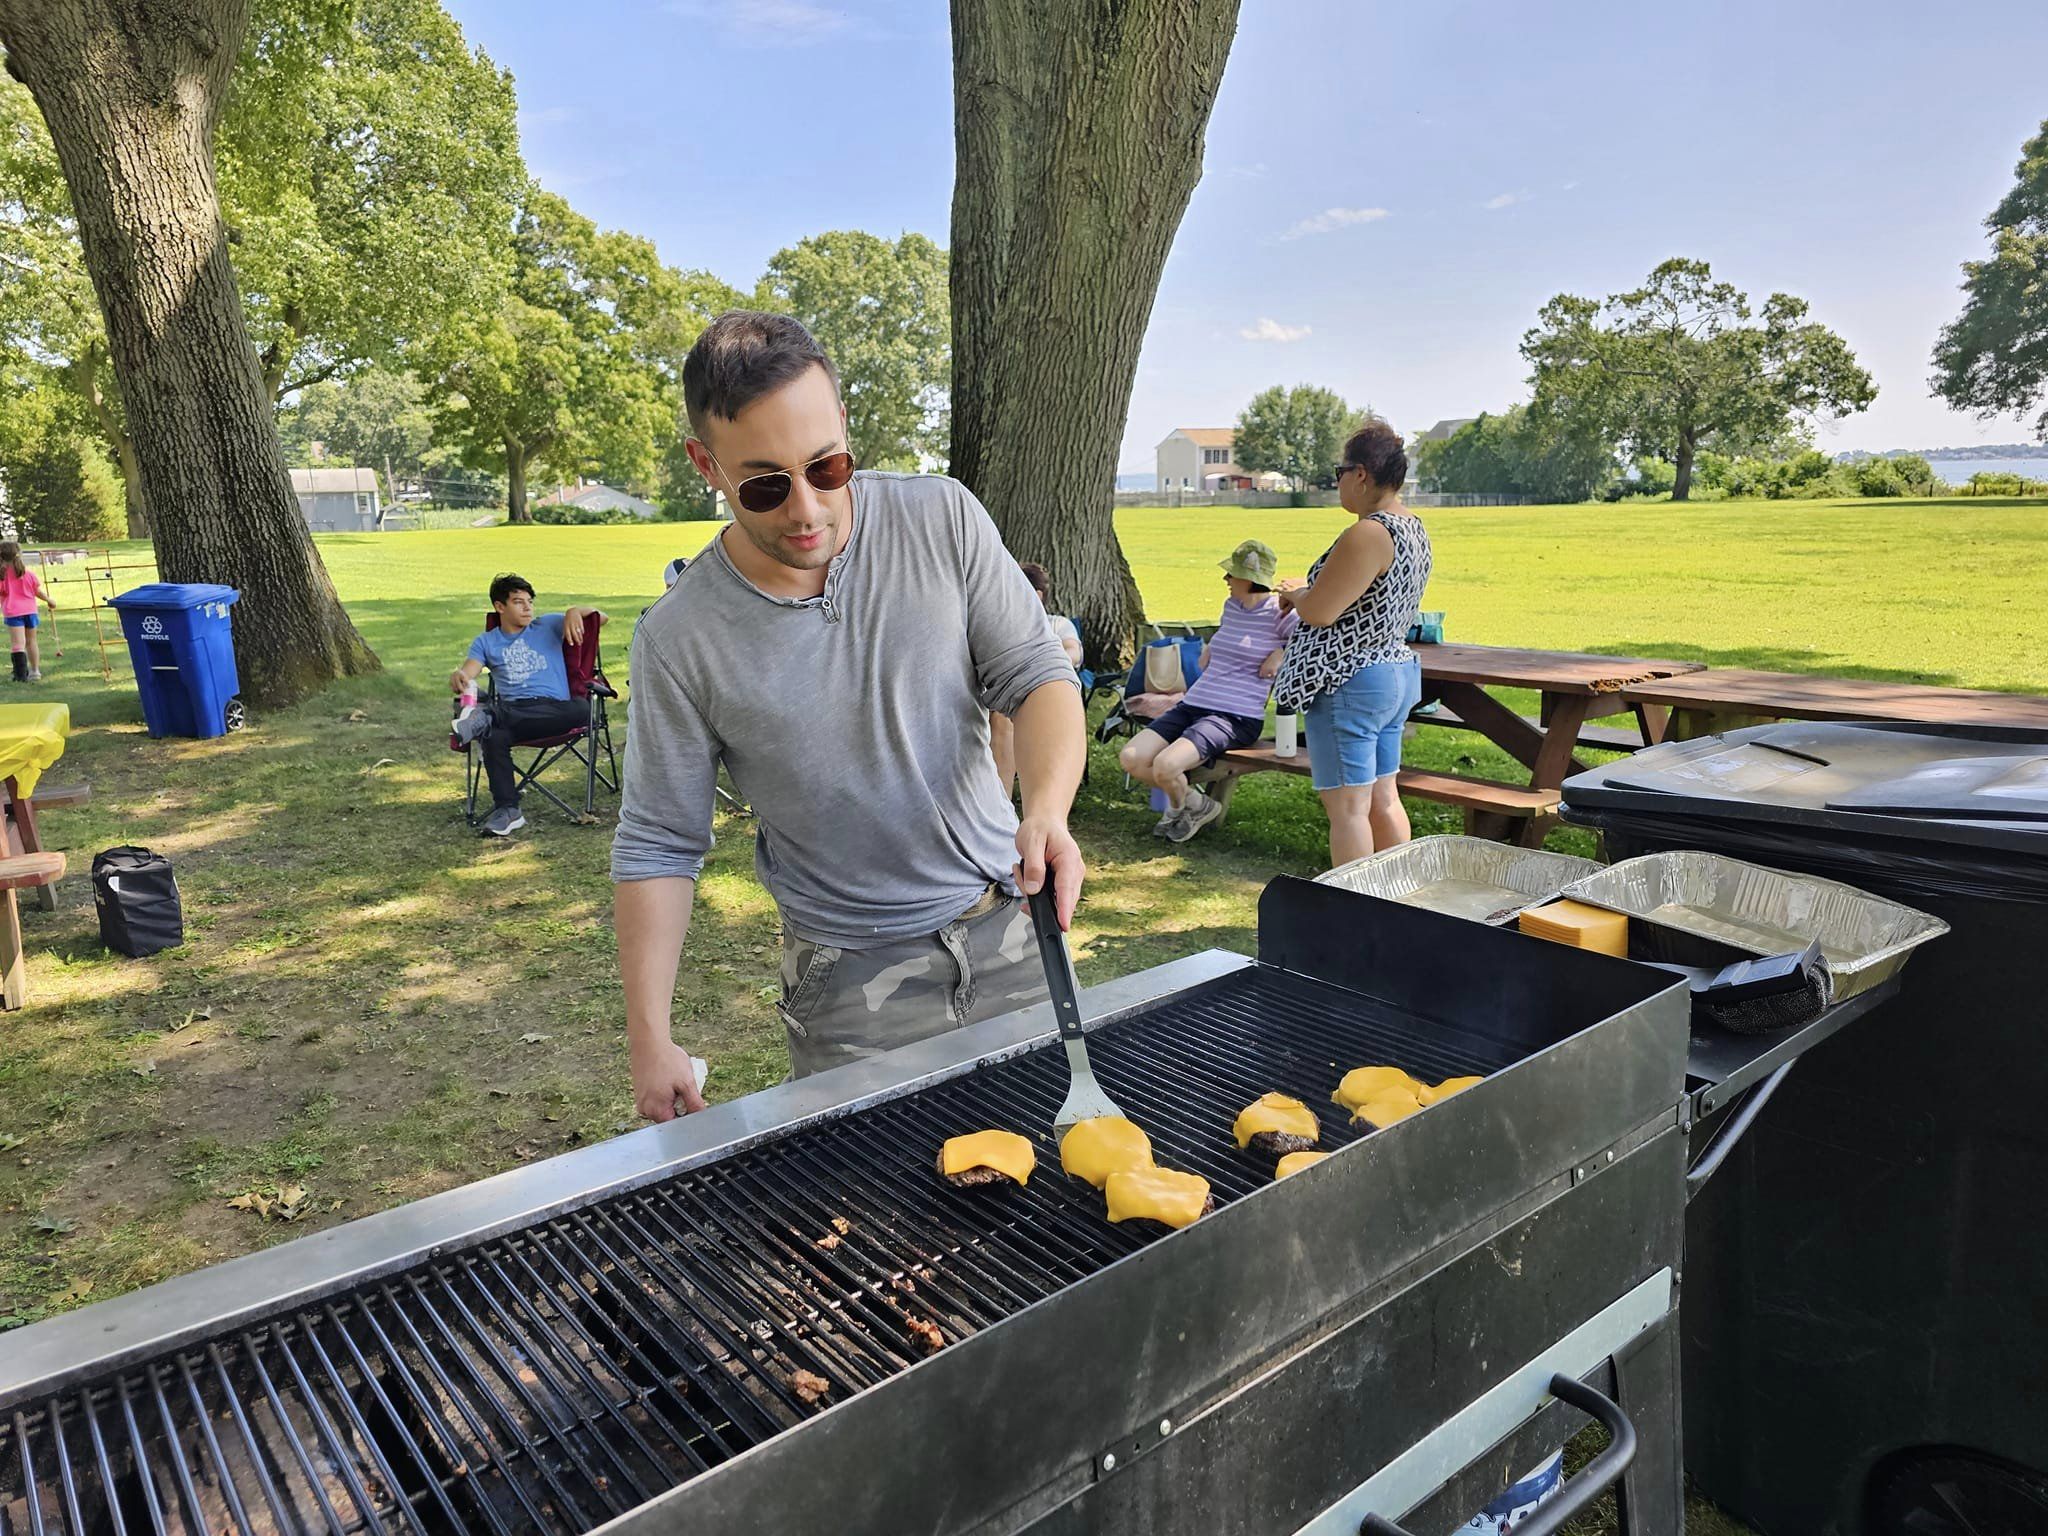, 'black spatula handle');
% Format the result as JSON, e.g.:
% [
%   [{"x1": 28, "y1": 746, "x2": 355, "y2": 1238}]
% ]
[{"x1": 1027, "y1": 885, "x2": 1087, "y2": 1043}]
